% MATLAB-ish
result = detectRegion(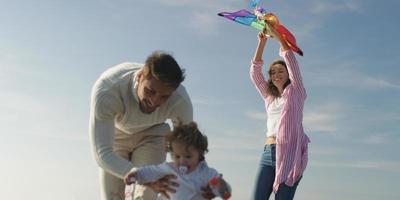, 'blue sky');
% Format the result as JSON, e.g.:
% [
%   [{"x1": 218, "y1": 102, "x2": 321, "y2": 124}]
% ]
[{"x1": 1, "y1": 0, "x2": 399, "y2": 199}]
